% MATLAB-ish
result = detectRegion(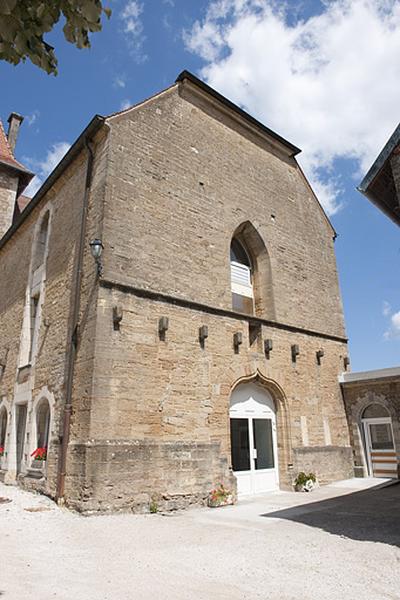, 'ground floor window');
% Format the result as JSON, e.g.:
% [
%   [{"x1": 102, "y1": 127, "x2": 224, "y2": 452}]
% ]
[{"x1": 31, "y1": 400, "x2": 50, "y2": 464}]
